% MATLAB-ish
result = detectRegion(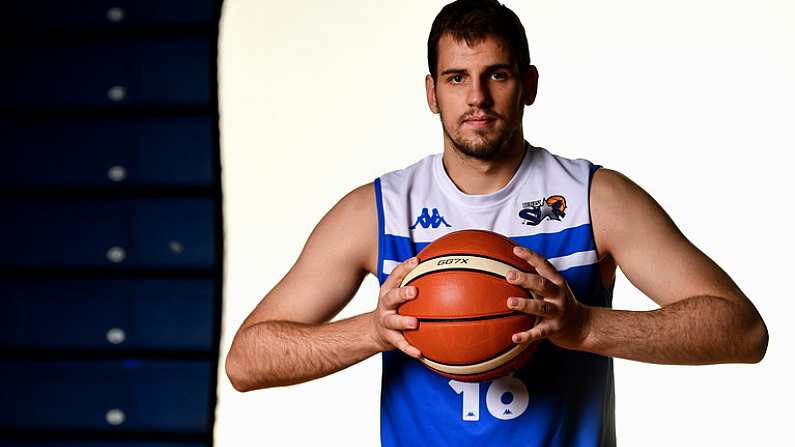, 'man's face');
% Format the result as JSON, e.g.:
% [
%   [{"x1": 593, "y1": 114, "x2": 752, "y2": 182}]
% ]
[{"x1": 426, "y1": 33, "x2": 537, "y2": 160}]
